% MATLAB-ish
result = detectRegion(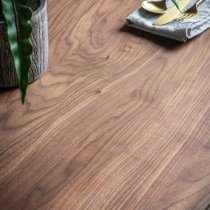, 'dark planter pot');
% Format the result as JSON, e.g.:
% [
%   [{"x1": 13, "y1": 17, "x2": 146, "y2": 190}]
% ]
[{"x1": 0, "y1": 0, "x2": 48, "y2": 87}]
